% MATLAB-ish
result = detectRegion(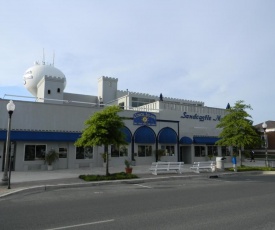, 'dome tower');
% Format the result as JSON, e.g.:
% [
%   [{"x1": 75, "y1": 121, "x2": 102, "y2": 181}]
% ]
[{"x1": 23, "y1": 61, "x2": 66, "y2": 97}]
